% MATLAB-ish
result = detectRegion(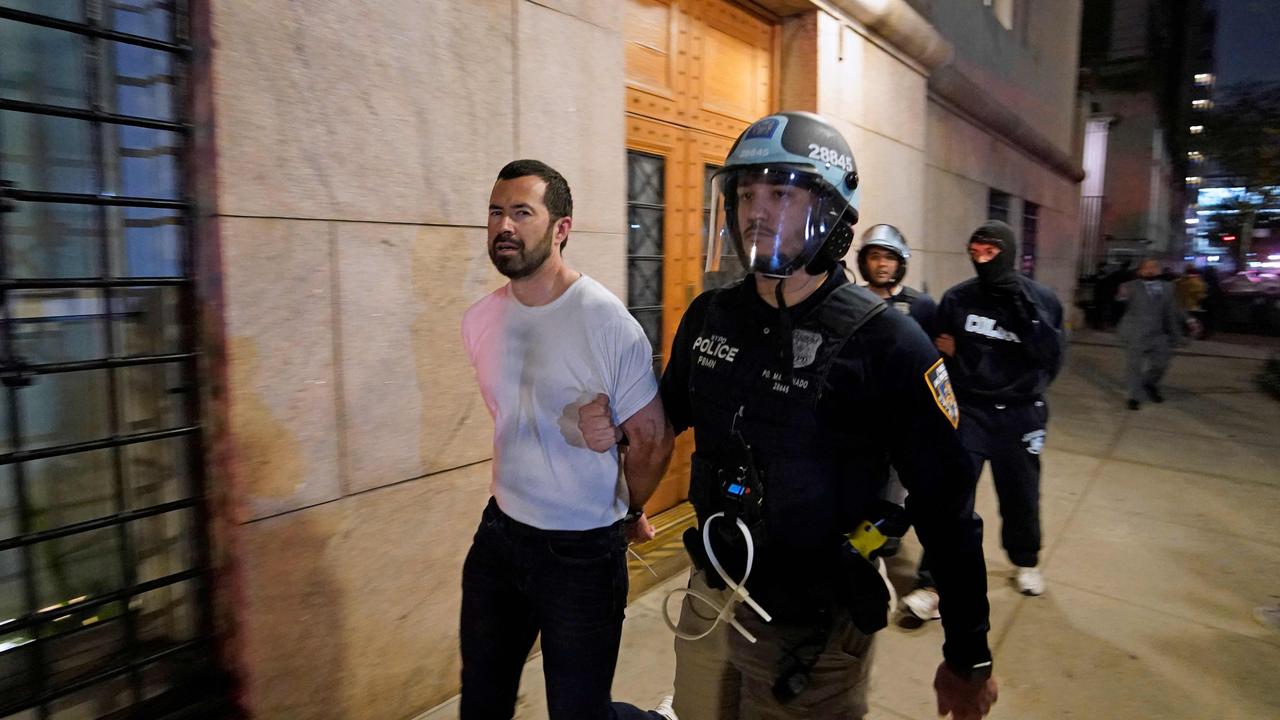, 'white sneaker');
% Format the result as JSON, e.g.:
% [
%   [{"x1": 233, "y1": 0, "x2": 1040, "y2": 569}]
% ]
[
  {"x1": 652, "y1": 695, "x2": 678, "y2": 720},
  {"x1": 1016, "y1": 567, "x2": 1045, "y2": 596},
  {"x1": 901, "y1": 587, "x2": 942, "y2": 621}
]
